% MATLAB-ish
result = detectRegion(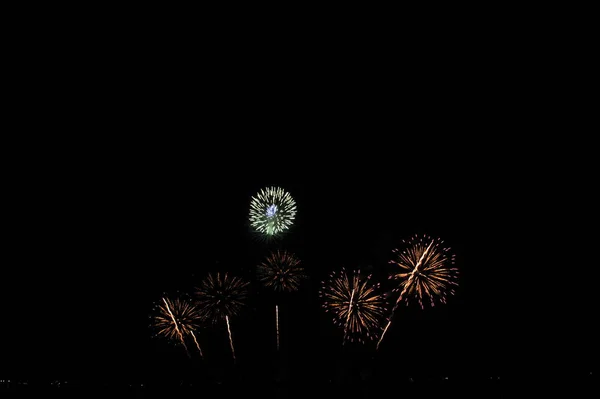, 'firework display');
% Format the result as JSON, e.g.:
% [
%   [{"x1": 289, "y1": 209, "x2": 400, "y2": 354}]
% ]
[
  {"x1": 249, "y1": 187, "x2": 297, "y2": 237},
  {"x1": 257, "y1": 250, "x2": 306, "y2": 350},
  {"x1": 151, "y1": 295, "x2": 204, "y2": 357},
  {"x1": 387, "y1": 234, "x2": 458, "y2": 309},
  {"x1": 195, "y1": 273, "x2": 249, "y2": 361},
  {"x1": 147, "y1": 187, "x2": 463, "y2": 368},
  {"x1": 195, "y1": 272, "x2": 249, "y2": 323},
  {"x1": 257, "y1": 250, "x2": 306, "y2": 292},
  {"x1": 320, "y1": 268, "x2": 386, "y2": 344},
  {"x1": 377, "y1": 234, "x2": 458, "y2": 350}
]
